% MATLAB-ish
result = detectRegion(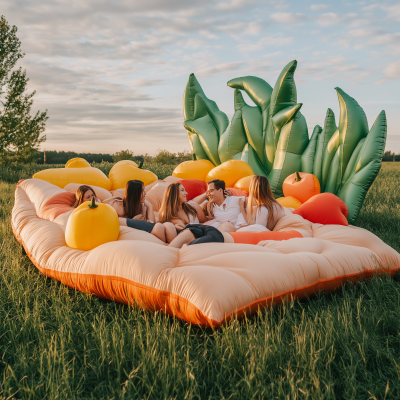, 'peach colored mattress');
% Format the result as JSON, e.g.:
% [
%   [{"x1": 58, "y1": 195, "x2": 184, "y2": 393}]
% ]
[{"x1": 12, "y1": 179, "x2": 400, "y2": 328}]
